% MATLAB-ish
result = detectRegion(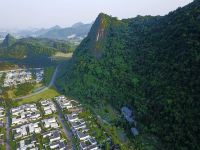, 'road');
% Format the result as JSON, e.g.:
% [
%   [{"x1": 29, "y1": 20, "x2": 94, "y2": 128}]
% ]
[
  {"x1": 13, "y1": 65, "x2": 59, "y2": 101},
  {"x1": 55, "y1": 103, "x2": 76, "y2": 150},
  {"x1": 5, "y1": 112, "x2": 10, "y2": 150}
]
